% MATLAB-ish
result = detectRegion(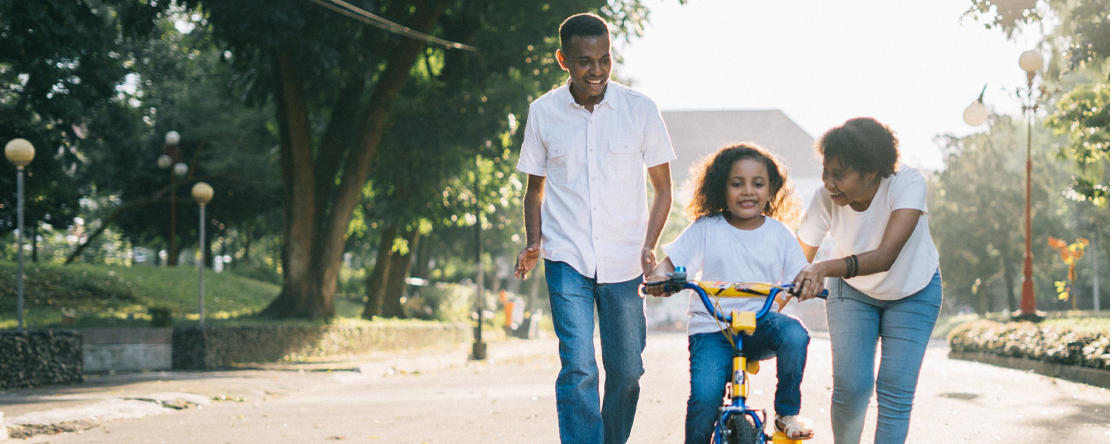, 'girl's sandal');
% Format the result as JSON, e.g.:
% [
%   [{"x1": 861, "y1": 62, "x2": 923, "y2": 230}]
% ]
[{"x1": 774, "y1": 415, "x2": 815, "y2": 441}]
